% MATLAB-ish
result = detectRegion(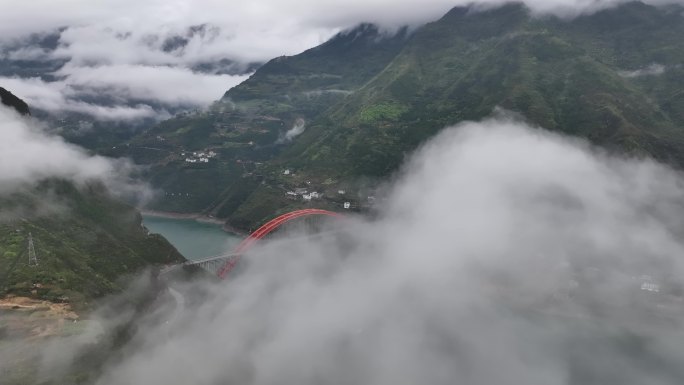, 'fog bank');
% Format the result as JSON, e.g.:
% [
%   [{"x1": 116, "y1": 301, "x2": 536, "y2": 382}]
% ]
[
  {"x1": 77, "y1": 117, "x2": 684, "y2": 384},
  {"x1": 0, "y1": 106, "x2": 149, "y2": 201}
]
